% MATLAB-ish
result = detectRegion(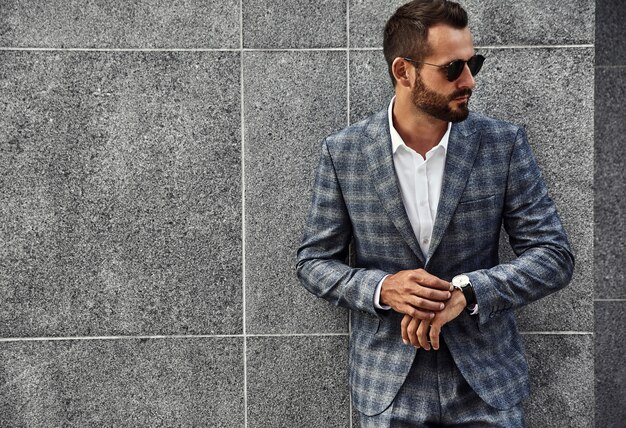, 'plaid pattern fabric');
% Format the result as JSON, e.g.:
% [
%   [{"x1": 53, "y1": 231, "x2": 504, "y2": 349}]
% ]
[
  {"x1": 358, "y1": 339, "x2": 525, "y2": 427},
  {"x1": 296, "y1": 109, "x2": 574, "y2": 416}
]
